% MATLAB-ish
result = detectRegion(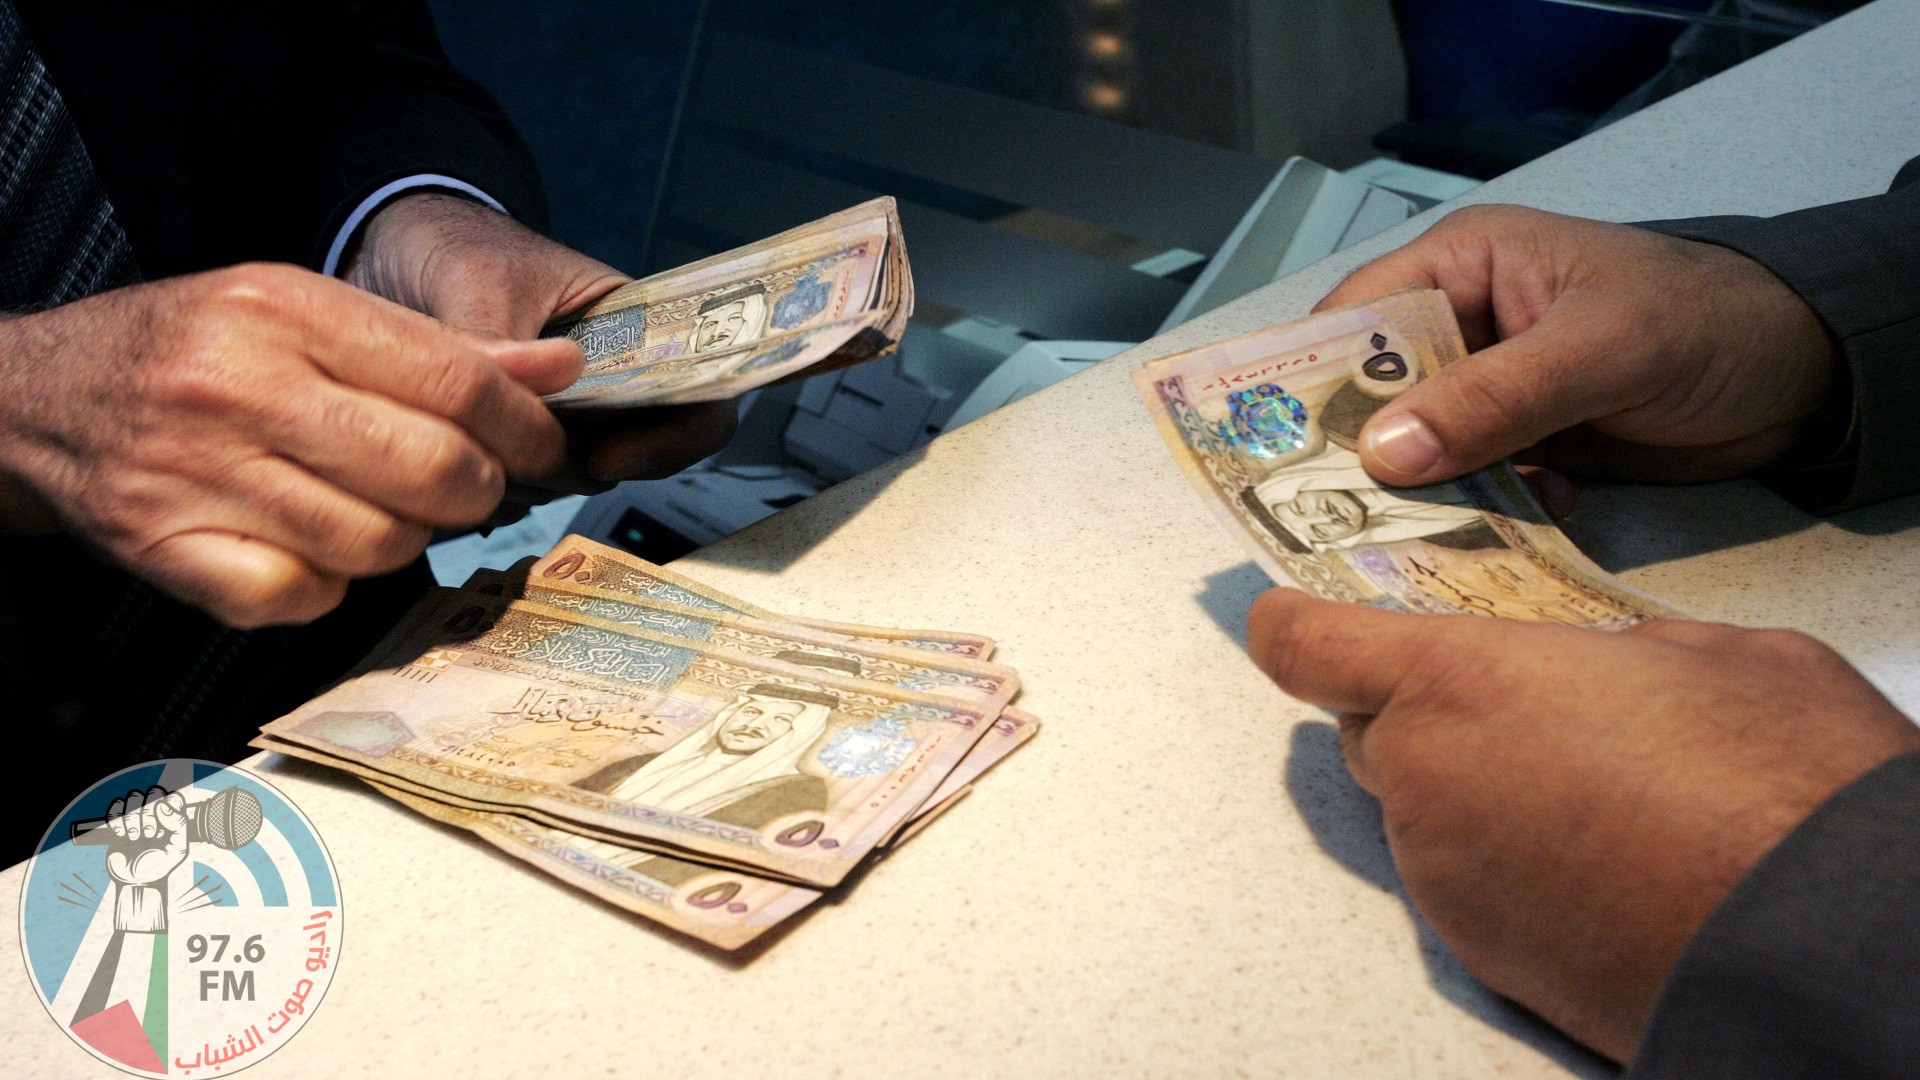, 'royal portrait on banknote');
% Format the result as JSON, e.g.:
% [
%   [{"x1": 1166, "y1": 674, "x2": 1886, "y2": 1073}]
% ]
[
  {"x1": 573, "y1": 681, "x2": 835, "y2": 826},
  {"x1": 1239, "y1": 357, "x2": 1499, "y2": 554},
  {"x1": 690, "y1": 282, "x2": 772, "y2": 354},
  {"x1": 1136, "y1": 290, "x2": 1677, "y2": 627},
  {"x1": 261, "y1": 595, "x2": 997, "y2": 885}
]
